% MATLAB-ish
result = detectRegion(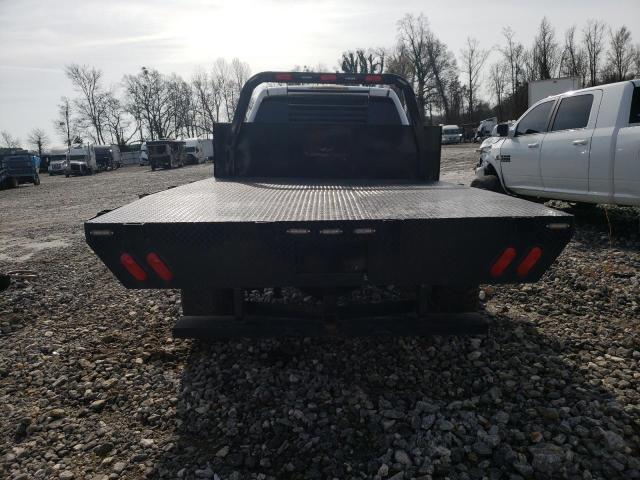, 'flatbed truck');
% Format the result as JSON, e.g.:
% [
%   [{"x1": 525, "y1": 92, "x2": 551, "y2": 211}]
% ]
[{"x1": 85, "y1": 72, "x2": 573, "y2": 338}]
